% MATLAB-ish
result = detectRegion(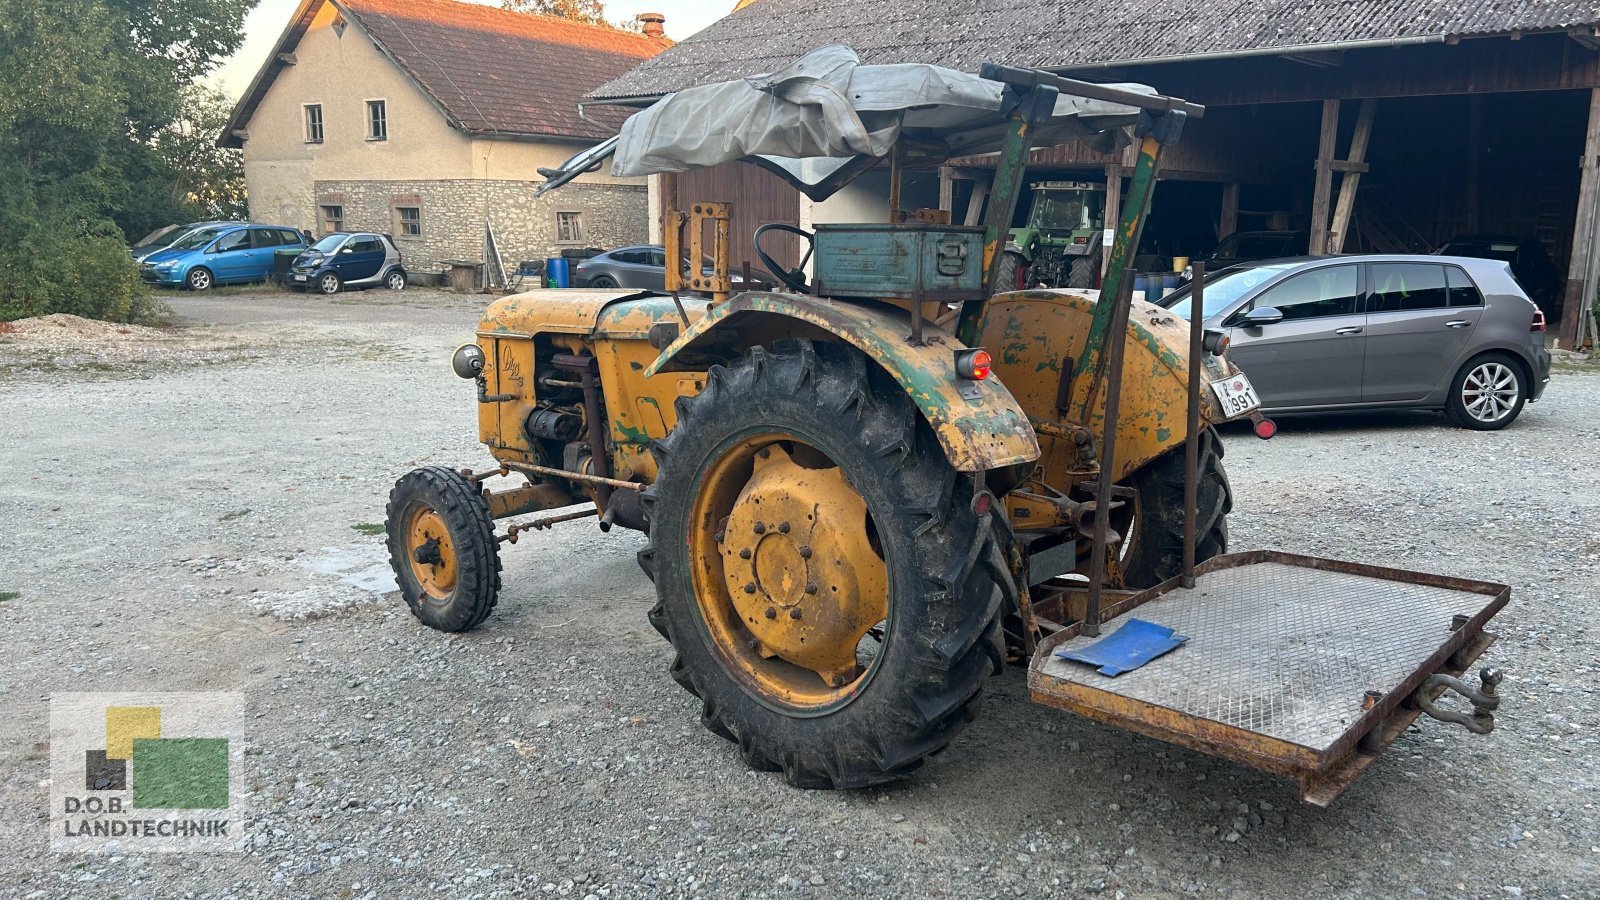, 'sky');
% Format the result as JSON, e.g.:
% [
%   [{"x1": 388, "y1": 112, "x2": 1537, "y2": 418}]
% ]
[{"x1": 208, "y1": 0, "x2": 730, "y2": 98}]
